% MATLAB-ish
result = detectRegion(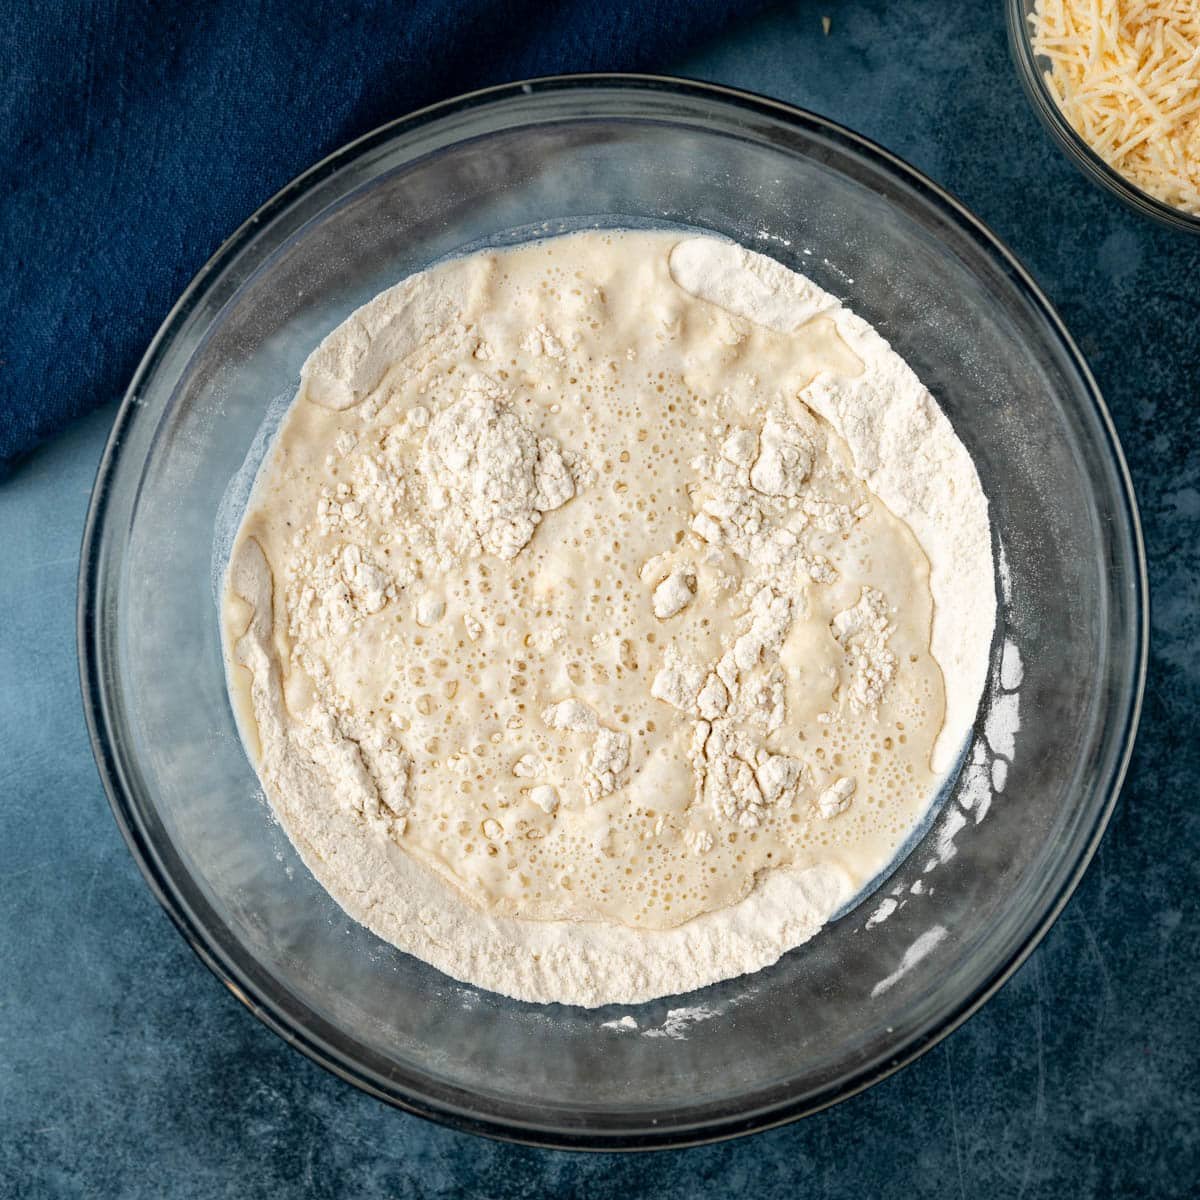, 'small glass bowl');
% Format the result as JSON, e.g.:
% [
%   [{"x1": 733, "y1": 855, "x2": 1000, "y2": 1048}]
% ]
[
  {"x1": 1008, "y1": 0, "x2": 1200, "y2": 234},
  {"x1": 79, "y1": 75, "x2": 1147, "y2": 1149}
]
